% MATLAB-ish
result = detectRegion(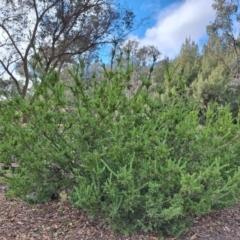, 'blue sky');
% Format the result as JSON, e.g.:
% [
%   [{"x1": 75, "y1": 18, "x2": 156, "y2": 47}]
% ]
[{"x1": 120, "y1": 0, "x2": 216, "y2": 59}]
